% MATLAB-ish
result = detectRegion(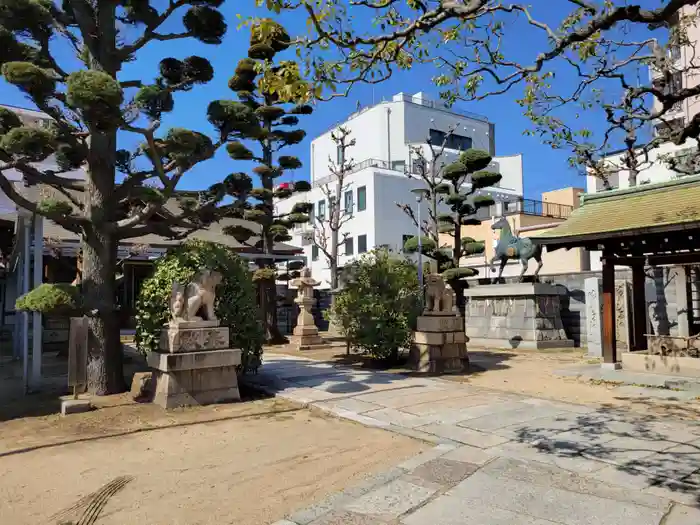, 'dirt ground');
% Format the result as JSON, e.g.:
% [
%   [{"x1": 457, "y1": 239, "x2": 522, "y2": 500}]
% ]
[
  {"x1": 0, "y1": 391, "x2": 425, "y2": 525},
  {"x1": 272, "y1": 345, "x2": 700, "y2": 420}
]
